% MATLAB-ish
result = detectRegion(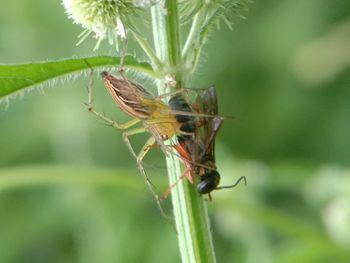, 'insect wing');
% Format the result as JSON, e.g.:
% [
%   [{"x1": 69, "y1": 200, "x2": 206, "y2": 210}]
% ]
[
  {"x1": 199, "y1": 86, "x2": 222, "y2": 159},
  {"x1": 202, "y1": 86, "x2": 218, "y2": 115},
  {"x1": 102, "y1": 72, "x2": 154, "y2": 119},
  {"x1": 205, "y1": 116, "x2": 223, "y2": 155}
]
